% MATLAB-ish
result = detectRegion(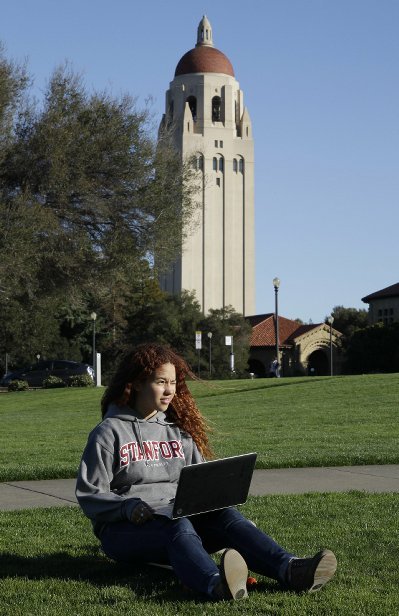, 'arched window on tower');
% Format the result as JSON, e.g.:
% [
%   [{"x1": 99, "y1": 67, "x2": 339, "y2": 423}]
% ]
[
  {"x1": 186, "y1": 96, "x2": 197, "y2": 121},
  {"x1": 212, "y1": 96, "x2": 222, "y2": 122},
  {"x1": 233, "y1": 158, "x2": 238, "y2": 173},
  {"x1": 239, "y1": 157, "x2": 244, "y2": 174},
  {"x1": 213, "y1": 156, "x2": 224, "y2": 173}
]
